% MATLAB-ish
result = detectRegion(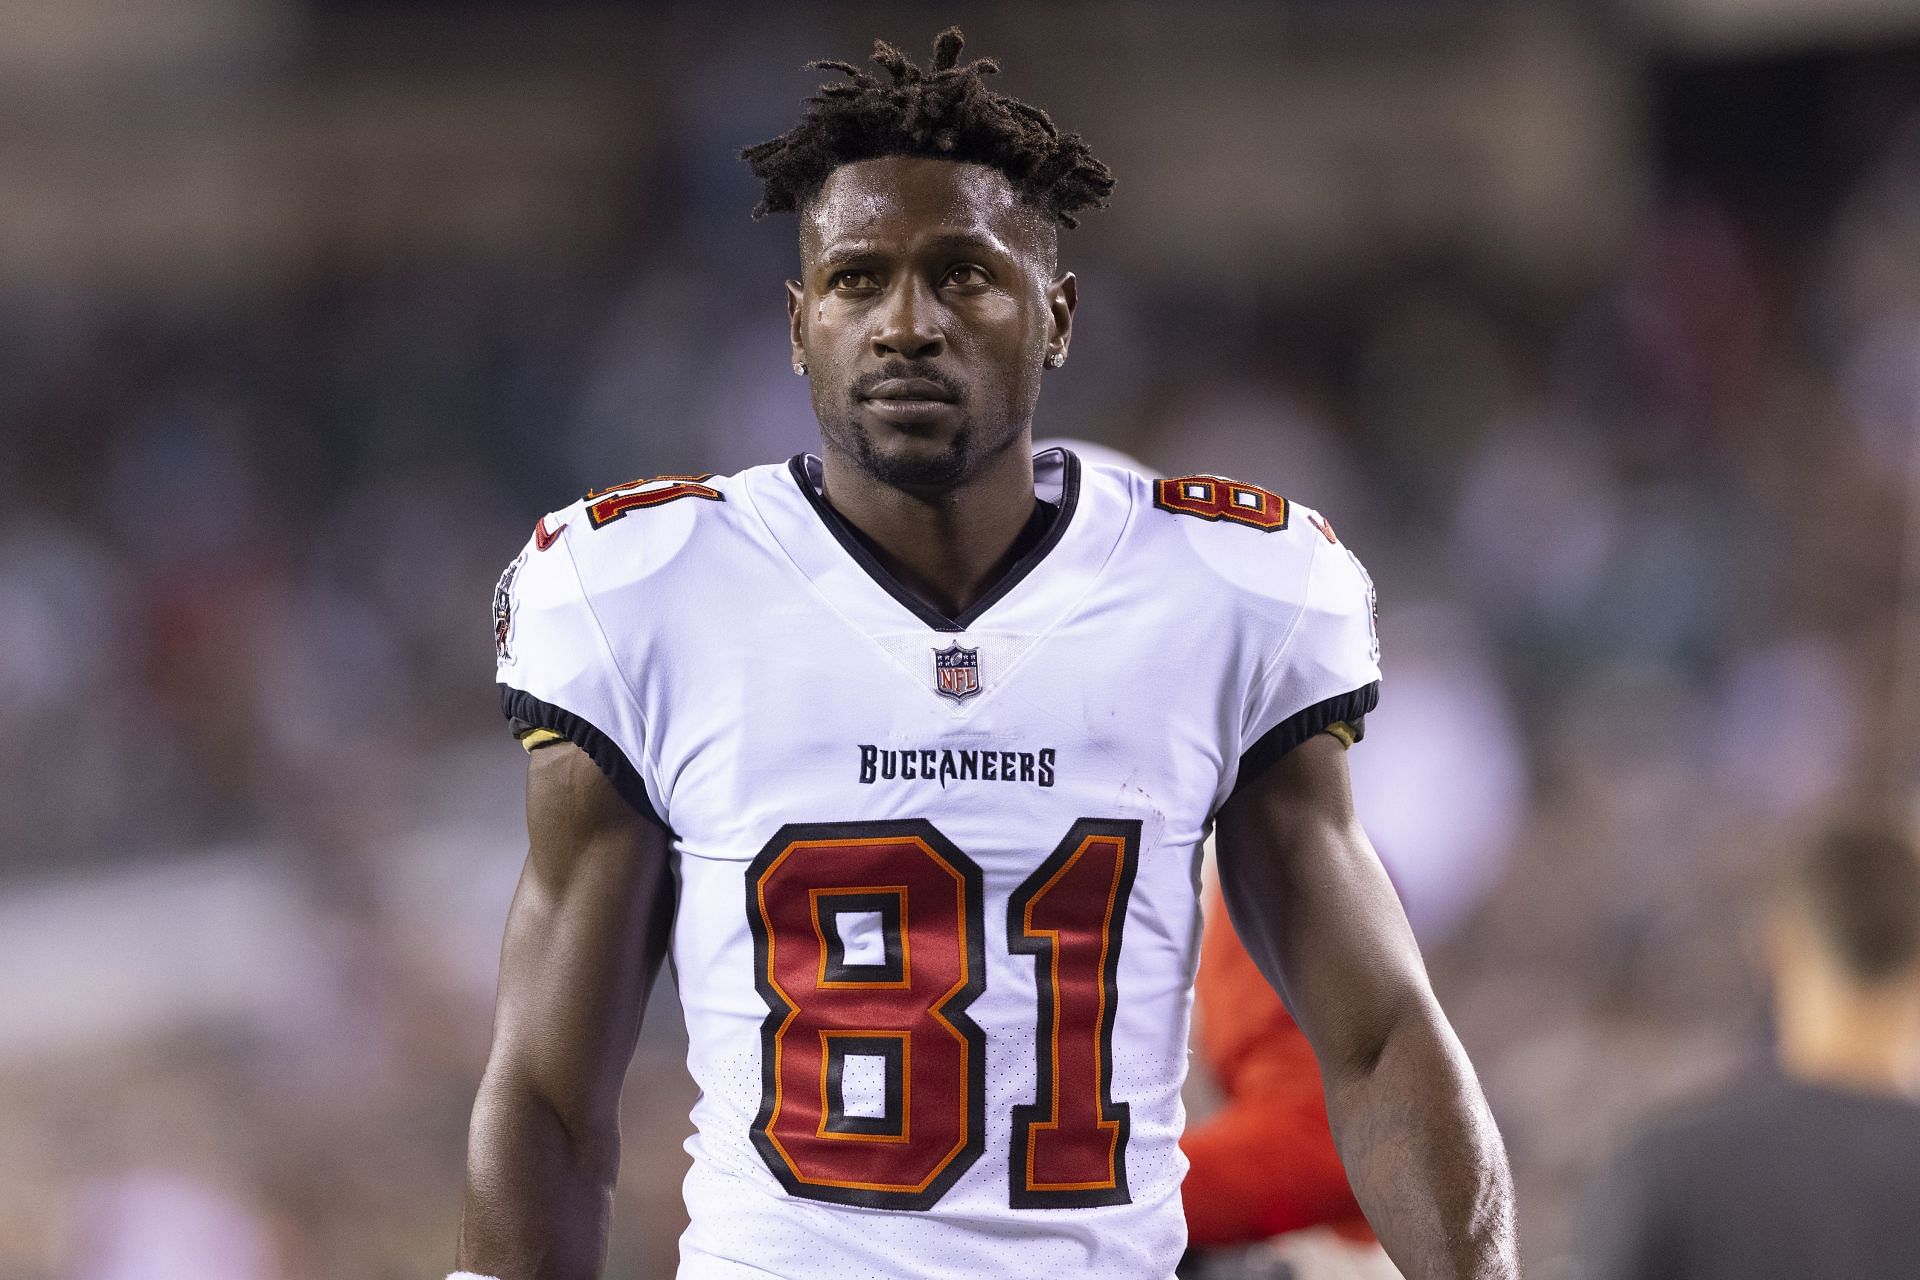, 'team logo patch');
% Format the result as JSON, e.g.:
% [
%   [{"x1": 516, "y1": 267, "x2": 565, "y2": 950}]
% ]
[
  {"x1": 493, "y1": 551, "x2": 525, "y2": 661},
  {"x1": 1349, "y1": 547, "x2": 1380, "y2": 663},
  {"x1": 932, "y1": 642, "x2": 982, "y2": 703}
]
